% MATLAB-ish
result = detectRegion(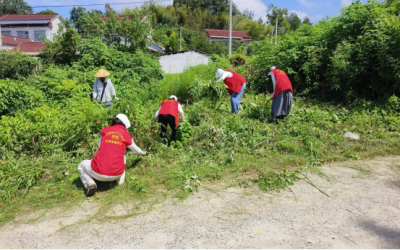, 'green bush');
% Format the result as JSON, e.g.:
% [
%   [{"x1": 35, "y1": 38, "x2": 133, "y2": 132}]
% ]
[
  {"x1": 0, "y1": 79, "x2": 45, "y2": 116},
  {"x1": 249, "y1": 0, "x2": 400, "y2": 102},
  {"x1": 0, "y1": 50, "x2": 38, "y2": 79}
]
